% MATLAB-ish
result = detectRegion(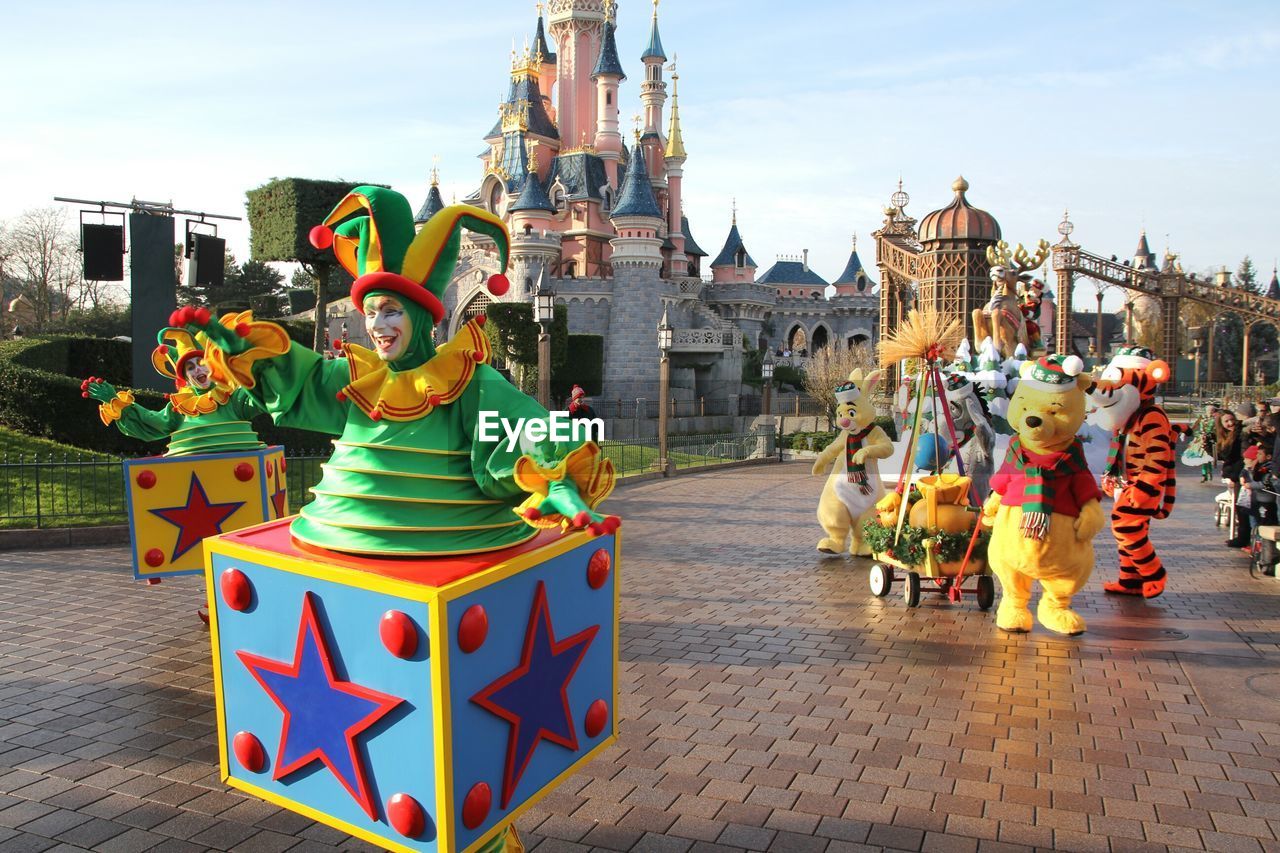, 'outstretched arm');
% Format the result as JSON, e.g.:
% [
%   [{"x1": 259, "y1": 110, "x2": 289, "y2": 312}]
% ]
[
  {"x1": 462, "y1": 368, "x2": 618, "y2": 536},
  {"x1": 84, "y1": 378, "x2": 181, "y2": 443}
]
